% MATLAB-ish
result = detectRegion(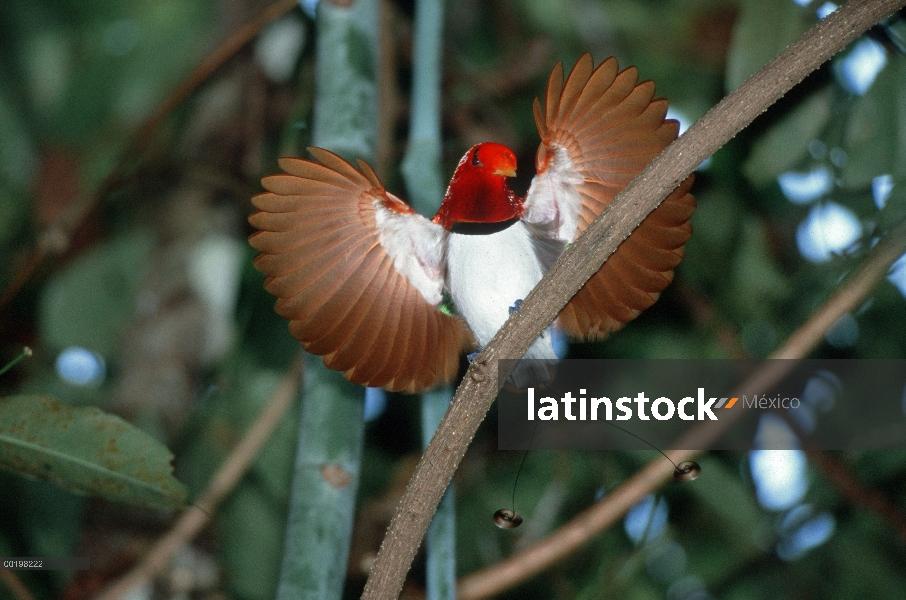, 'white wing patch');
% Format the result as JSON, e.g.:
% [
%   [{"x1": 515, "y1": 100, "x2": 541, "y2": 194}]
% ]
[
  {"x1": 373, "y1": 199, "x2": 447, "y2": 306},
  {"x1": 523, "y1": 144, "x2": 584, "y2": 243}
]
